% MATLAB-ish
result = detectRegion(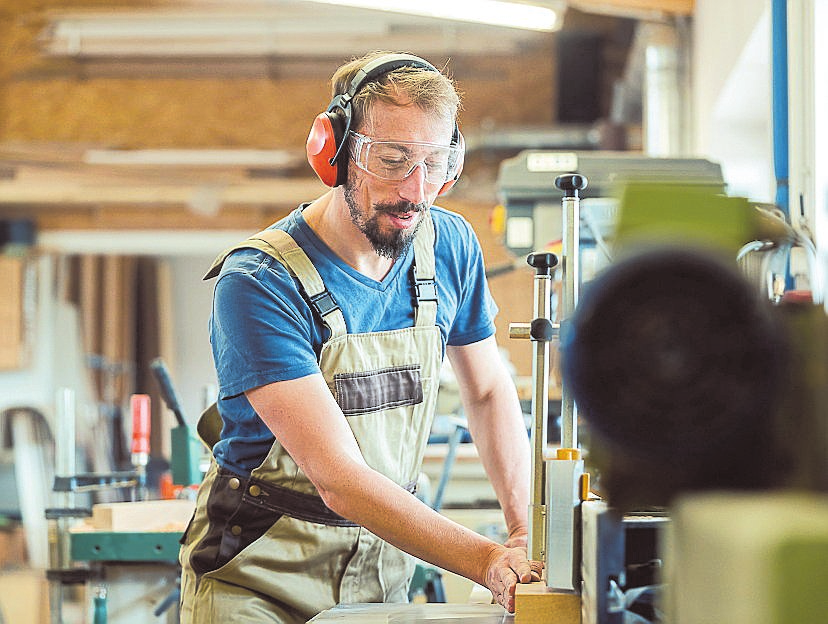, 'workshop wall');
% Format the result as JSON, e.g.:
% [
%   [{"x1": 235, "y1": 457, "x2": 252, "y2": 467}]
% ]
[
  {"x1": 0, "y1": 2, "x2": 557, "y2": 149},
  {"x1": 0, "y1": 1, "x2": 629, "y2": 381}
]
